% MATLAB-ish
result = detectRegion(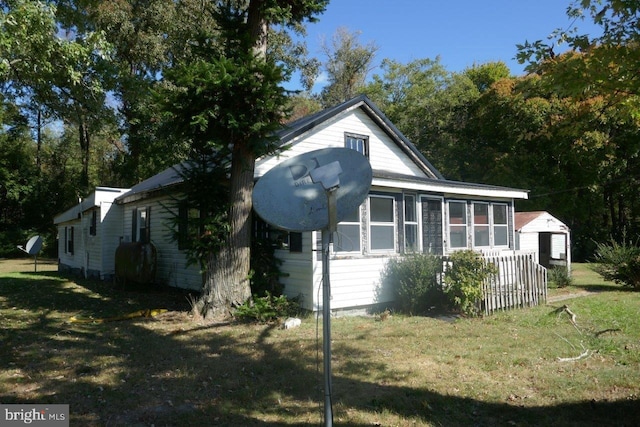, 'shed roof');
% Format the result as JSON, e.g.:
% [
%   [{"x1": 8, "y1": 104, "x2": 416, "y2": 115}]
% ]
[{"x1": 515, "y1": 211, "x2": 569, "y2": 232}]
